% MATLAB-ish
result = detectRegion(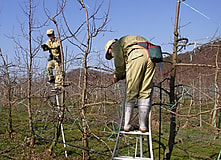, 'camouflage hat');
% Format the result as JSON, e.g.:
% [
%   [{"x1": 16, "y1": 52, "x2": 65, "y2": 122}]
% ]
[
  {"x1": 46, "y1": 29, "x2": 54, "y2": 35},
  {"x1": 105, "y1": 39, "x2": 117, "y2": 60}
]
